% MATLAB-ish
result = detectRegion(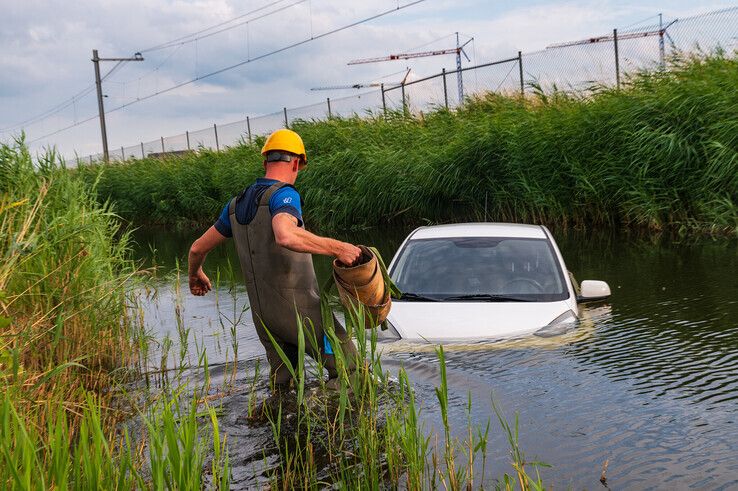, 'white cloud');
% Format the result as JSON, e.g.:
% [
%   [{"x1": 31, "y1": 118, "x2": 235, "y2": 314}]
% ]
[{"x1": 0, "y1": 0, "x2": 734, "y2": 158}]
